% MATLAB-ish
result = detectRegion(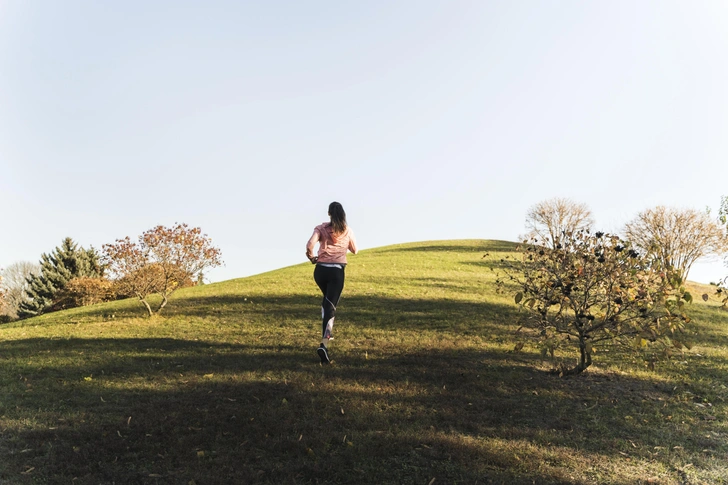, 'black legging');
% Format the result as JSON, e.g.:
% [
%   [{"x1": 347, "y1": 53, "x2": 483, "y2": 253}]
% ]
[{"x1": 313, "y1": 264, "x2": 345, "y2": 340}]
